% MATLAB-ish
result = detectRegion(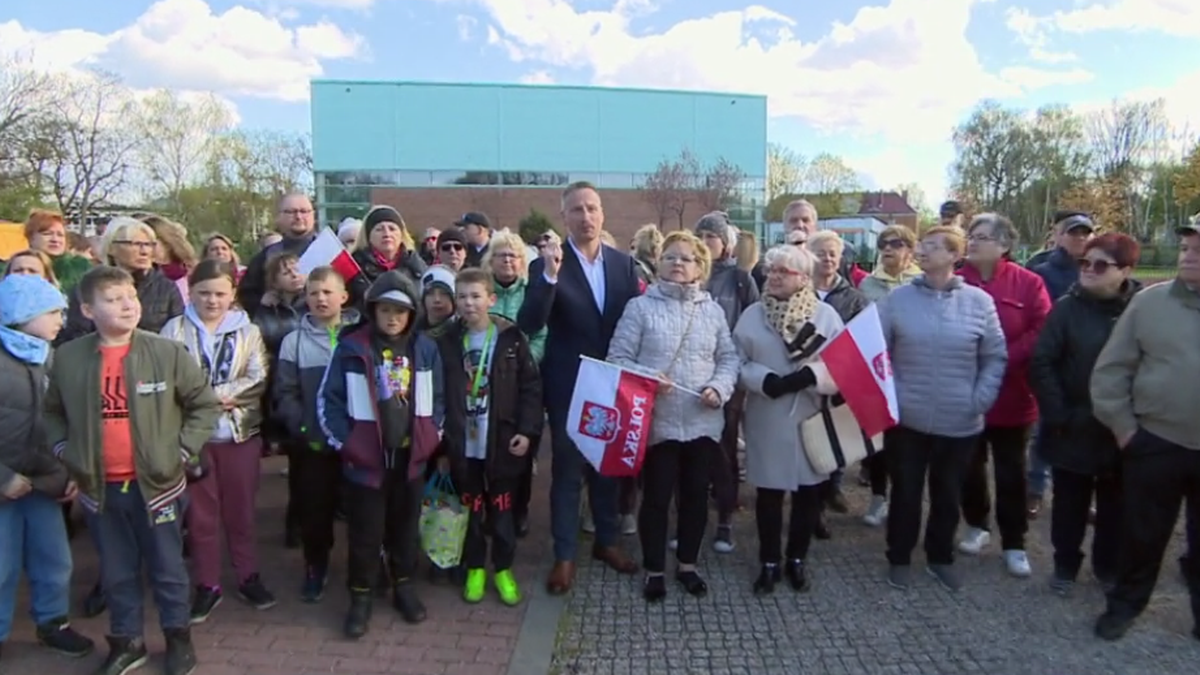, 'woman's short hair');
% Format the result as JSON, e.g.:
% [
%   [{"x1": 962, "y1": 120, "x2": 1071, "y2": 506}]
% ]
[
  {"x1": 632, "y1": 224, "x2": 664, "y2": 261},
  {"x1": 481, "y1": 230, "x2": 529, "y2": 280},
  {"x1": 967, "y1": 212, "x2": 1019, "y2": 251},
  {"x1": 24, "y1": 209, "x2": 65, "y2": 241},
  {"x1": 763, "y1": 244, "x2": 815, "y2": 278},
  {"x1": 100, "y1": 217, "x2": 156, "y2": 263},
  {"x1": 806, "y1": 230, "x2": 844, "y2": 255},
  {"x1": 659, "y1": 230, "x2": 712, "y2": 282},
  {"x1": 921, "y1": 225, "x2": 967, "y2": 256},
  {"x1": 203, "y1": 233, "x2": 241, "y2": 267},
  {"x1": 1085, "y1": 233, "x2": 1140, "y2": 269},
  {"x1": 877, "y1": 224, "x2": 916, "y2": 249},
  {"x1": 3, "y1": 249, "x2": 59, "y2": 287}
]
